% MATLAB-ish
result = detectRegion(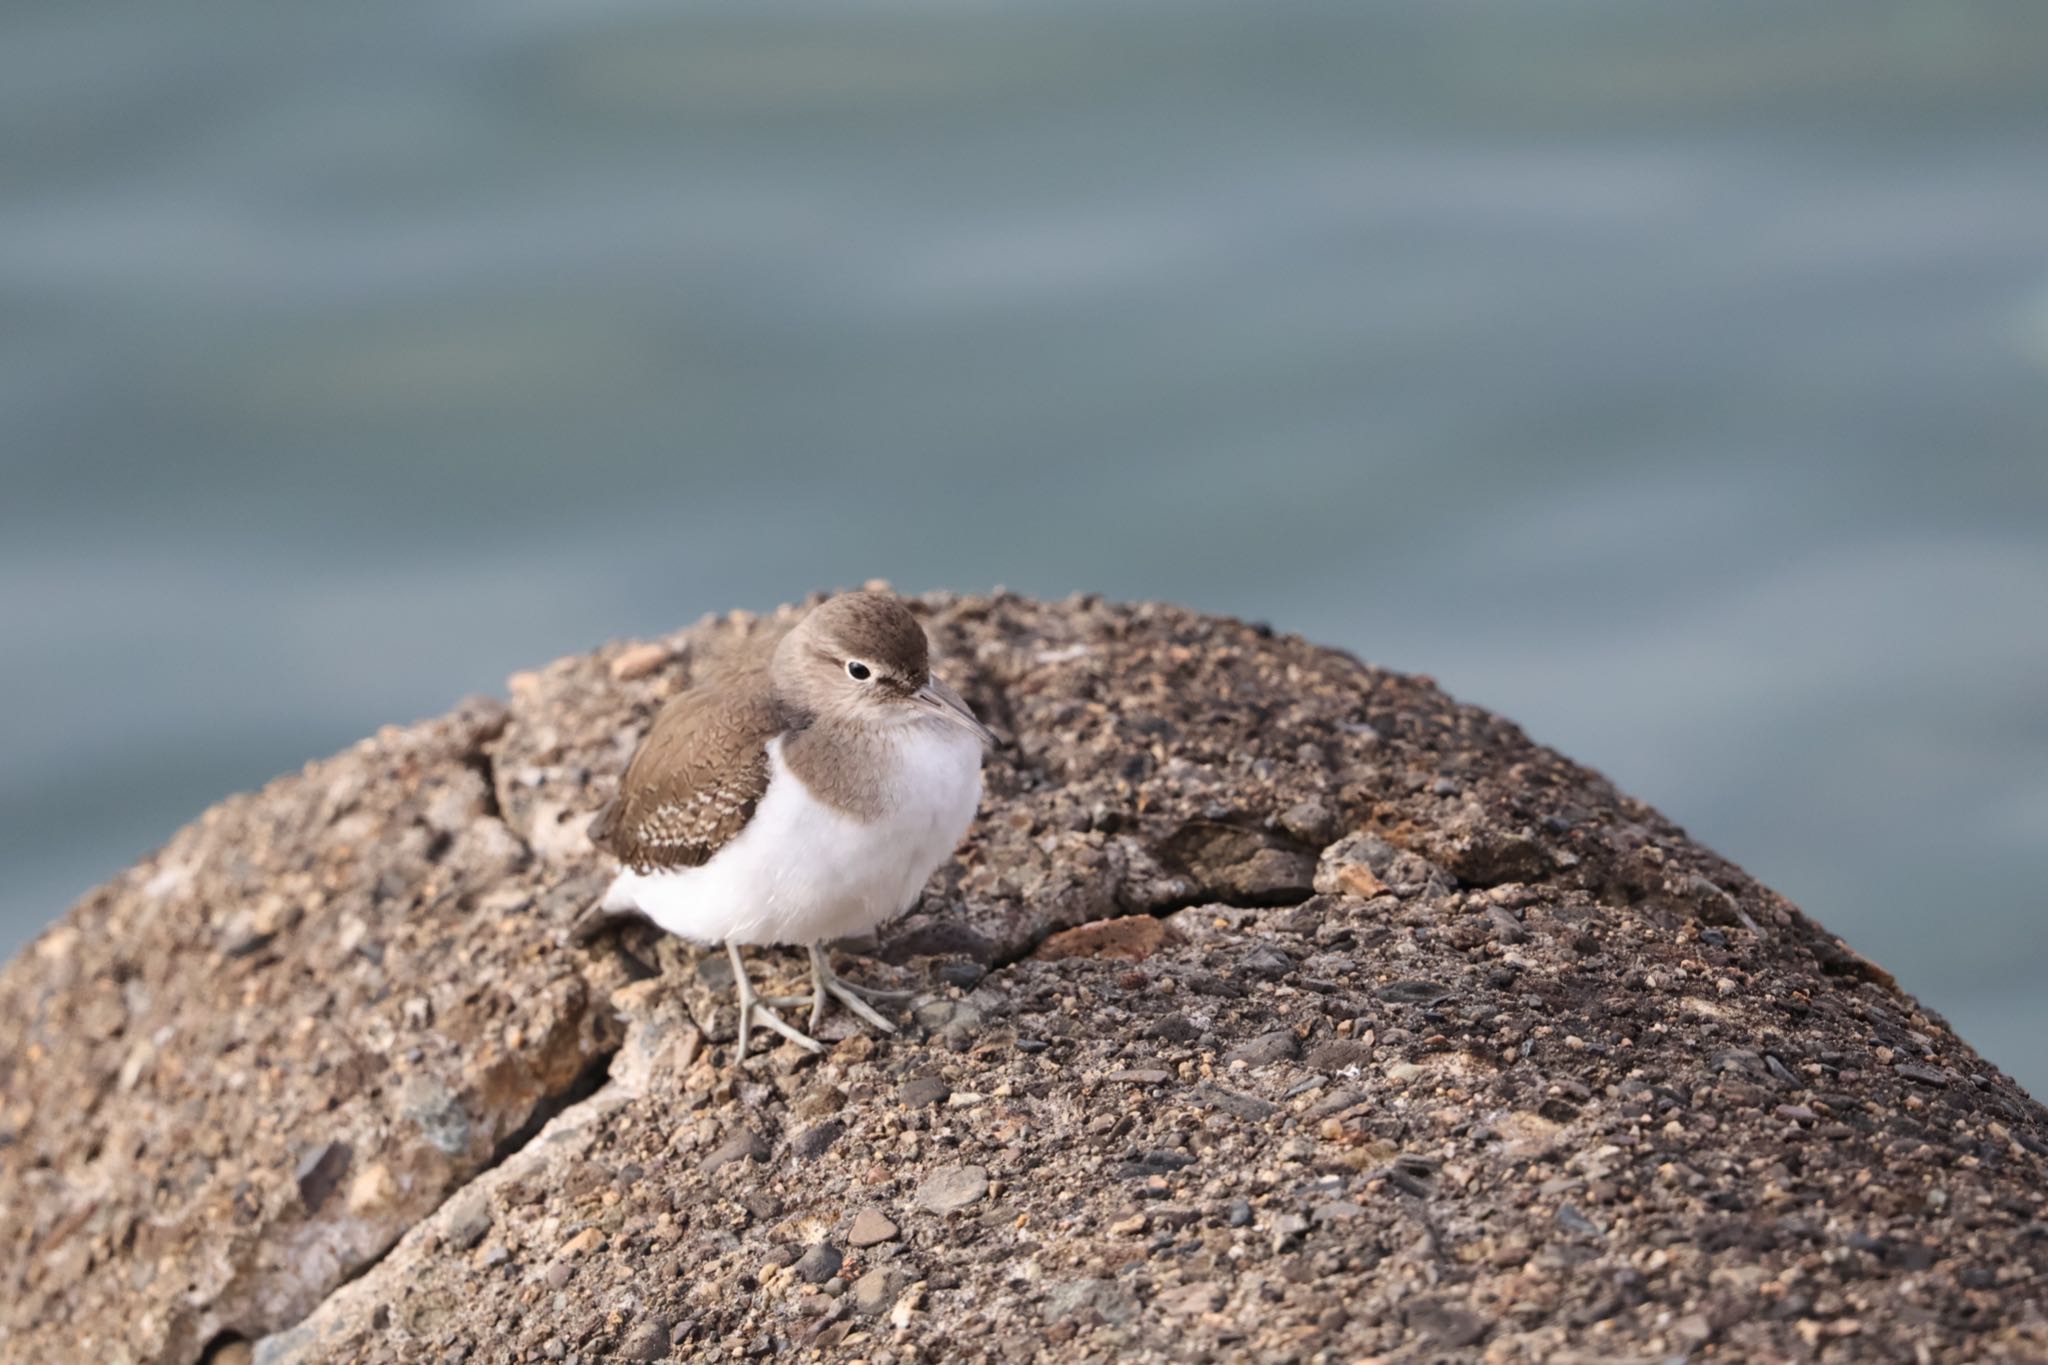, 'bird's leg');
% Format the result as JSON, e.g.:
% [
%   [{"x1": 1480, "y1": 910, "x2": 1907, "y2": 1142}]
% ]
[
  {"x1": 727, "y1": 942, "x2": 823, "y2": 1060},
  {"x1": 764, "y1": 973, "x2": 830, "y2": 1031},
  {"x1": 808, "y1": 944, "x2": 901, "y2": 1035},
  {"x1": 812, "y1": 946, "x2": 915, "y2": 1003},
  {"x1": 762, "y1": 957, "x2": 830, "y2": 1029},
  {"x1": 766, "y1": 950, "x2": 913, "y2": 1028}
]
